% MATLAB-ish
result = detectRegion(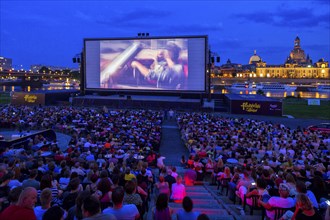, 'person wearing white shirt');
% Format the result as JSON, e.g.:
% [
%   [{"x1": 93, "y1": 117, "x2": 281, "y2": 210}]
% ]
[{"x1": 258, "y1": 183, "x2": 294, "y2": 220}]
